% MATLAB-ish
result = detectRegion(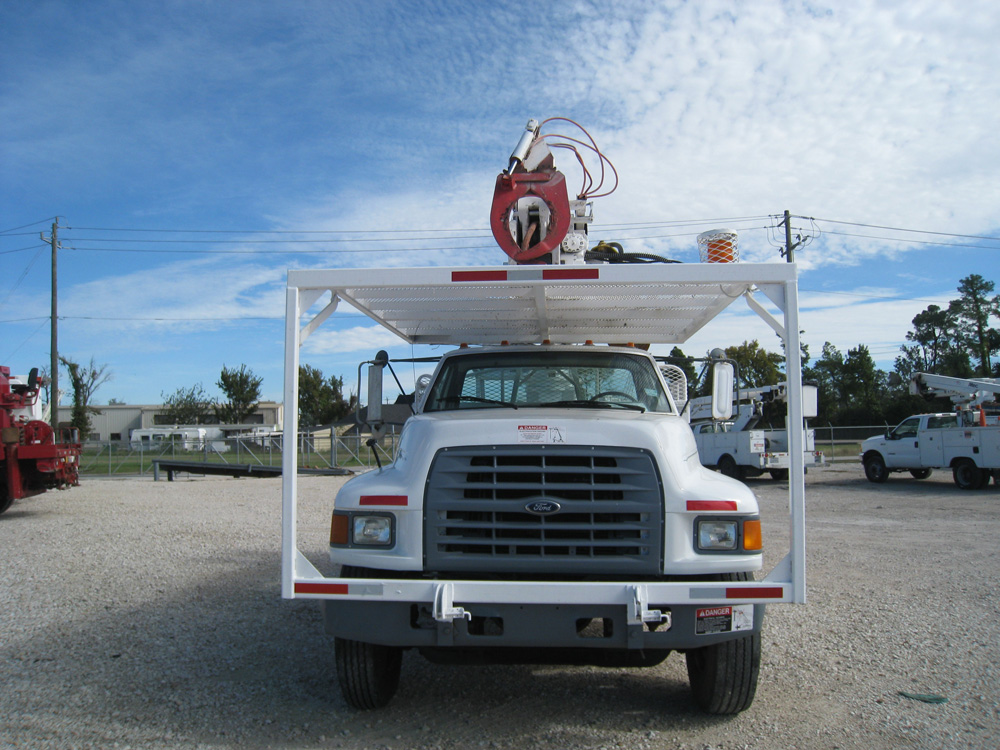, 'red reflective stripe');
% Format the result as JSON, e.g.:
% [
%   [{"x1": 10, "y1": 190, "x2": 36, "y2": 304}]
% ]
[
  {"x1": 359, "y1": 495, "x2": 408, "y2": 506},
  {"x1": 541, "y1": 268, "x2": 600, "y2": 280},
  {"x1": 452, "y1": 270, "x2": 507, "y2": 282},
  {"x1": 726, "y1": 586, "x2": 784, "y2": 599},
  {"x1": 295, "y1": 582, "x2": 348, "y2": 595},
  {"x1": 687, "y1": 500, "x2": 738, "y2": 511}
]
